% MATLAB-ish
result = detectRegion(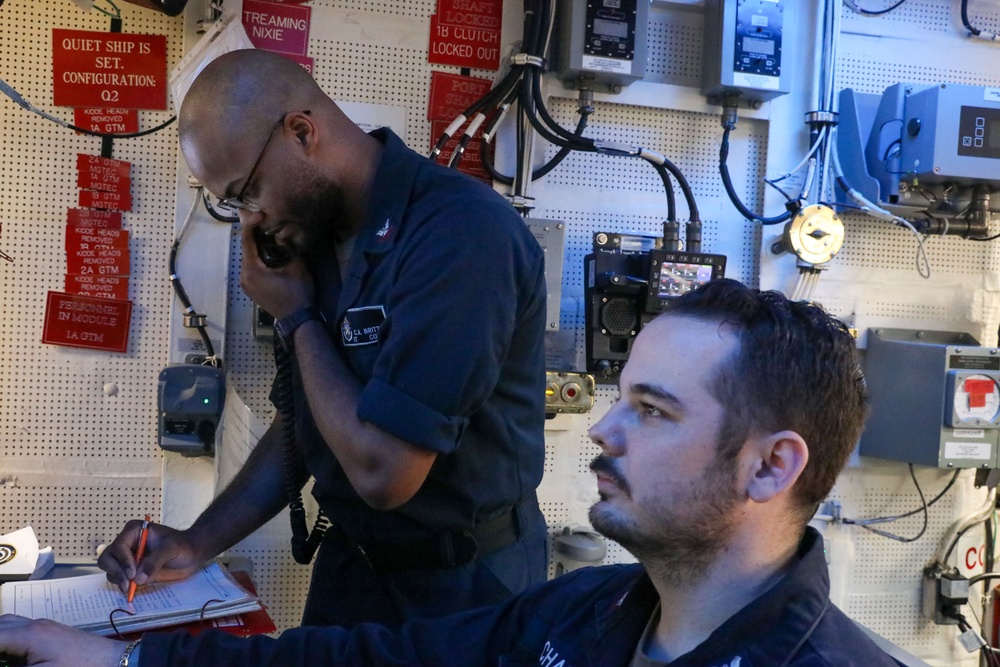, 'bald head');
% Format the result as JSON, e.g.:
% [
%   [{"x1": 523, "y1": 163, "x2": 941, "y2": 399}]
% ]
[
  {"x1": 178, "y1": 49, "x2": 383, "y2": 237},
  {"x1": 180, "y1": 49, "x2": 326, "y2": 148}
]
